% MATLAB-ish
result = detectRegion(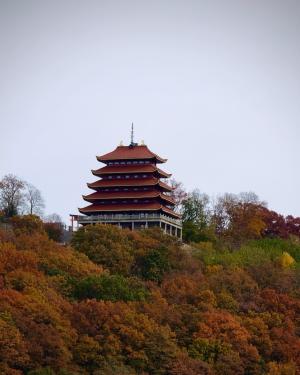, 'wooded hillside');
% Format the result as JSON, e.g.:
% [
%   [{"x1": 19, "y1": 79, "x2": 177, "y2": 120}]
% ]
[{"x1": 0, "y1": 214, "x2": 300, "y2": 374}]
